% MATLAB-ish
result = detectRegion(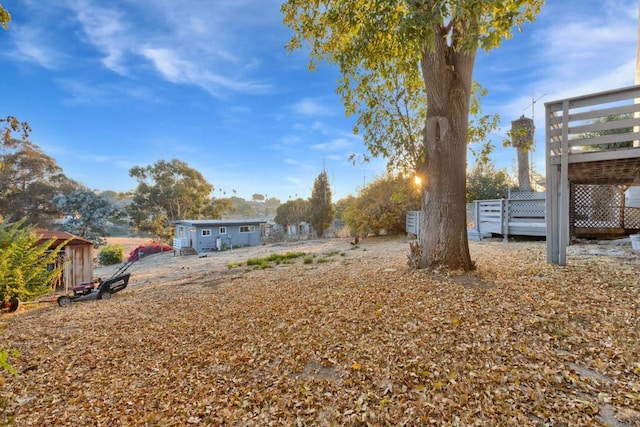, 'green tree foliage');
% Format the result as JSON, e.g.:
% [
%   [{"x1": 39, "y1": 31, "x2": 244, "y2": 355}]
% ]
[
  {"x1": 582, "y1": 114, "x2": 634, "y2": 150},
  {"x1": 0, "y1": 346, "x2": 19, "y2": 375},
  {"x1": 52, "y1": 190, "x2": 124, "y2": 246},
  {"x1": 211, "y1": 197, "x2": 235, "y2": 218},
  {"x1": 0, "y1": 219, "x2": 68, "y2": 305},
  {"x1": 264, "y1": 196, "x2": 281, "y2": 217},
  {"x1": 229, "y1": 196, "x2": 257, "y2": 218},
  {"x1": 100, "y1": 190, "x2": 133, "y2": 202},
  {"x1": 282, "y1": 0, "x2": 542, "y2": 271},
  {"x1": 308, "y1": 171, "x2": 334, "y2": 237},
  {"x1": 128, "y1": 159, "x2": 216, "y2": 241},
  {"x1": 0, "y1": 4, "x2": 10, "y2": 30},
  {"x1": 1, "y1": 6, "x2": 20, "y2": 377},
  {"x1": 466, "y1": 164, "x2": 516, "y2": 203},
  {"x1": 339, "y1": 195, "x2": 360, "y2": 237},
  {"x1": 341, "y1": 174, "x2": 421, "y2": 236},
  {"x1": 98, "y1": 243, "x2": 124, "y2": 266},
  {"x1": 1, "y1": 116, "x2": 80, "y2": 226},
  {"x1": 274, "y1": 198, "x2": 310, "y2": 230},
  {"x1": 346, "y1": 58, "x2": 428, "y2": 172}
]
